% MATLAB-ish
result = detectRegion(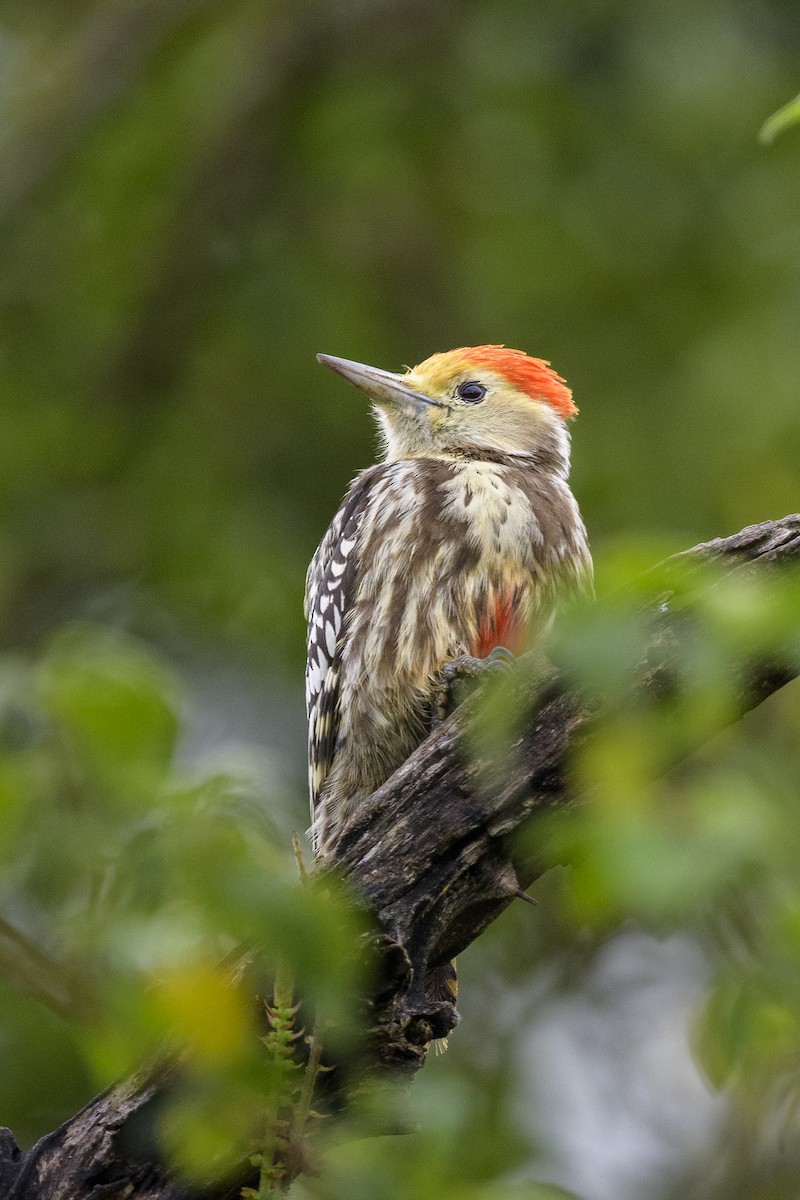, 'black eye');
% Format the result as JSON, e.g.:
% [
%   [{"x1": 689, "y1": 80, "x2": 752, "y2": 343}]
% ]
[{"x1": 457, "y1": 380, "x2": 487, "y2": 404}]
